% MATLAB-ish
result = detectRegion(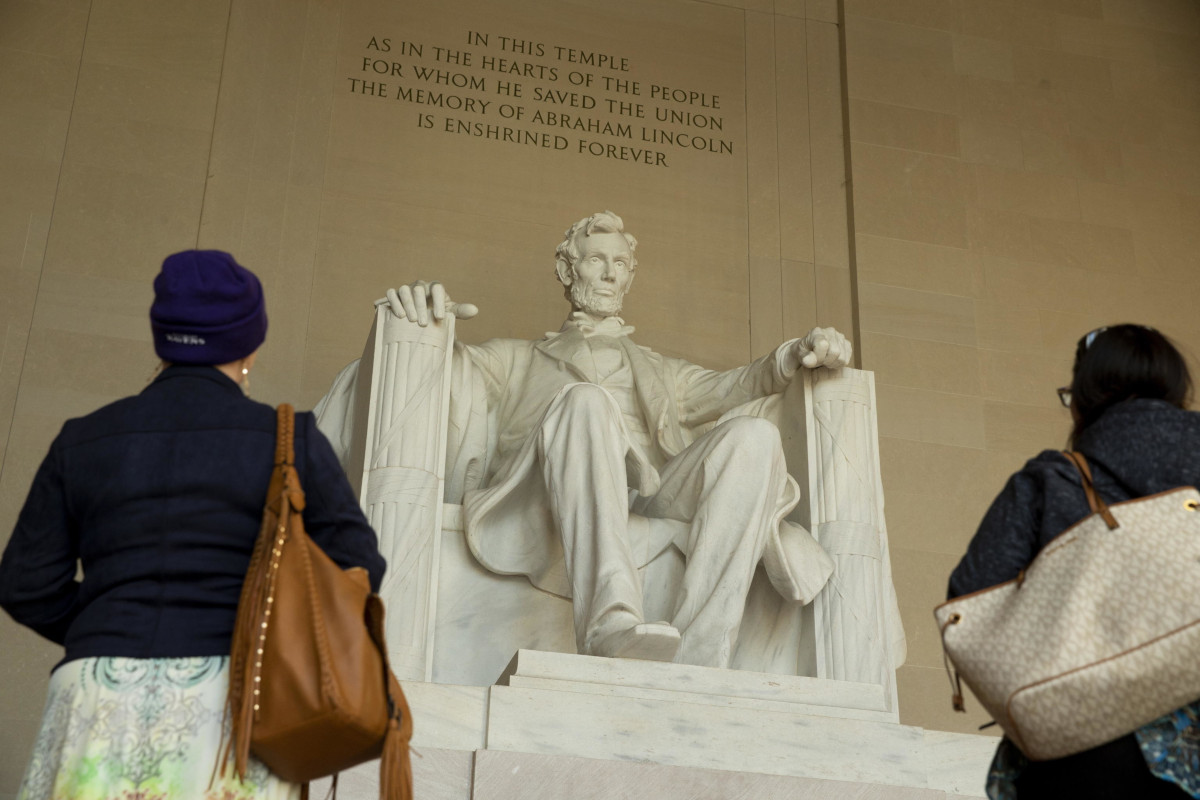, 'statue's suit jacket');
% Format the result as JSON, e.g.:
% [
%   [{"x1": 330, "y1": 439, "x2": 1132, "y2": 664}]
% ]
[{"x1": 447, "y1": 327, "x2": 832, "y2": 602}]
